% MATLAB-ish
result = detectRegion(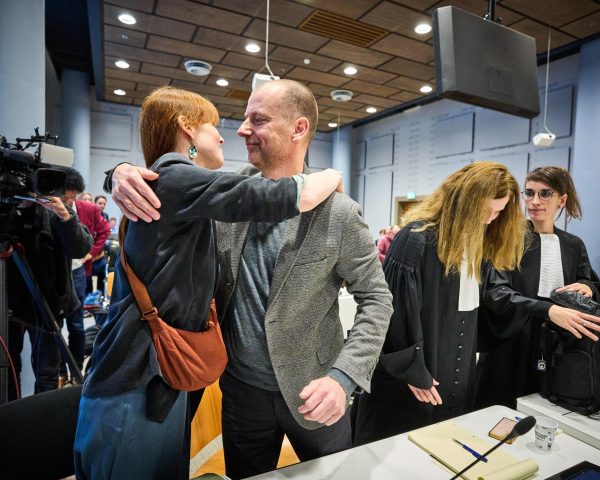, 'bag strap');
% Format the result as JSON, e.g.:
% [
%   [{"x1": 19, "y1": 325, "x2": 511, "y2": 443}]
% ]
[{"x1": 120, "y1": 248, "x2": 158, "y2": 322}]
